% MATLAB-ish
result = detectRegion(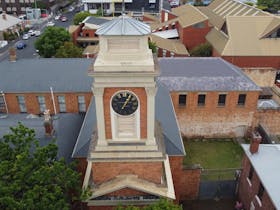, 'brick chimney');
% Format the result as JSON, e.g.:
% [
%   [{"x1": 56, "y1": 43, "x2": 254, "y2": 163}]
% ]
[
  {"x1": 2, "y1": 11, "x2": 7, "y2": 20},
  {"x1": 249, "y1": 131, "x2": 262, "y2": 154},
  {"x1": 43, "y1": 109, "x2": 53, "y2": 136},
  {"x1": 9, "y1": 47, "x2": 16, "y2": 62}
]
